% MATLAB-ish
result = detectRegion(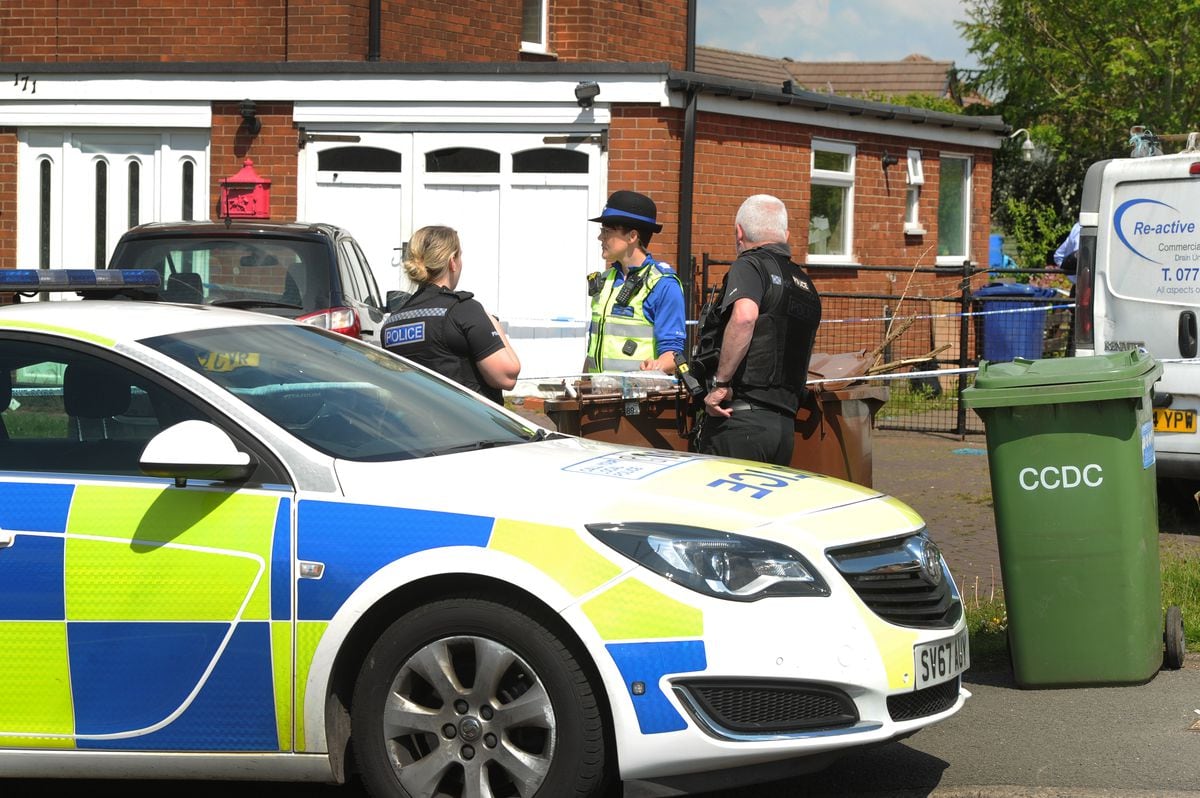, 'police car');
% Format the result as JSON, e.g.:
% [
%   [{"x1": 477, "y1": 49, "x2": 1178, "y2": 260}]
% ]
[{"x1": 0, "y1": 271, "x2": 968, "y2": 797}]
